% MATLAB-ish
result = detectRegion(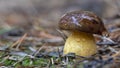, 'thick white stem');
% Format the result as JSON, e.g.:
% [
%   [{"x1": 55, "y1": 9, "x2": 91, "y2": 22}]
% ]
[{"x1": 64, "y1": 31, "x2": 97, "y2": 57}]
